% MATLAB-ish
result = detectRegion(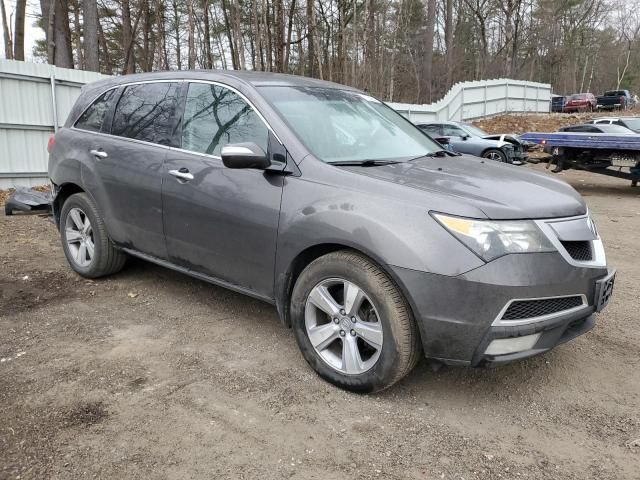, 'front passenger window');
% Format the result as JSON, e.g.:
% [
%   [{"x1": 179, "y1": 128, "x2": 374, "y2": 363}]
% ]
[
  {"x1": 181, "y1": 83, "x2": 269, "y2": 156},
  {"x1": 442, "y1": 125, "x2": 464, "y2": 136}
]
